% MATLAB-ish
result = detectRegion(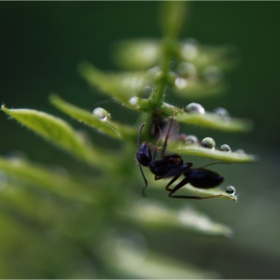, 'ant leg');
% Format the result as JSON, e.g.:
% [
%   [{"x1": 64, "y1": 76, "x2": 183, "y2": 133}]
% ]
[
  {"x1": 165, "y1": 175, "x2": 181, "y2": 192},
  {"x1": 152, "y1": 126, "x2": 163, "y2": 161},
  {"x1": 168, "y1": 177, "x2": 224, "y2": 200},
  {"x1": 161, "y1": 114, "x2": 174, "y2": 158},
  {"x1": 194, "y1": 161, "x2": 230, "y2": 169}
]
